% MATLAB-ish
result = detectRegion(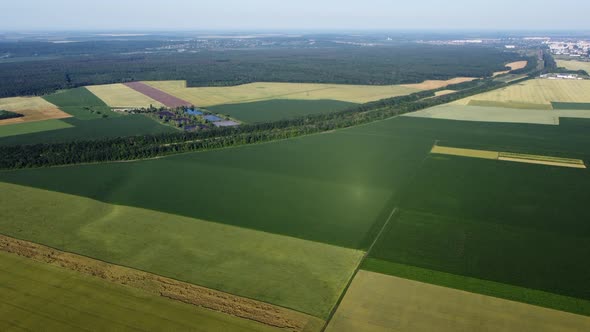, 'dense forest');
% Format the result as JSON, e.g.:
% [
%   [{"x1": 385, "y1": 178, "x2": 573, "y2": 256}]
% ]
[
  {"x1": 0, "y1": 43, "x2": 524, "y2": 97},
  {"x1": 0, "y1": 75, "x2": 536, "y2": 169}
]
